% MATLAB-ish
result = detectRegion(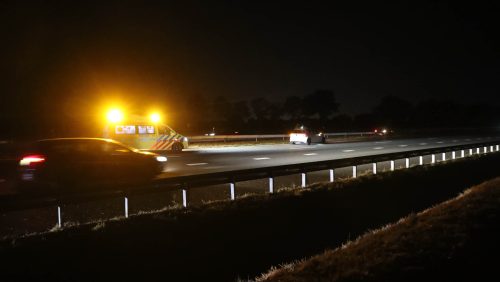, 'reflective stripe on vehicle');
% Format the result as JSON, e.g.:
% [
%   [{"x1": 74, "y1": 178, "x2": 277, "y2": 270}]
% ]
[{"x1": 150, "y1": 134, "x2": 182, "y2": 150}]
